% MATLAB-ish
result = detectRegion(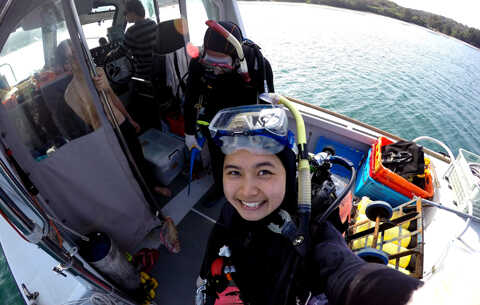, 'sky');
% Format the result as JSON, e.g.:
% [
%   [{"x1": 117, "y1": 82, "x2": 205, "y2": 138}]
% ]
[{"x1": 392, "y1": 0, "x2": 480, "y2": 30}]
